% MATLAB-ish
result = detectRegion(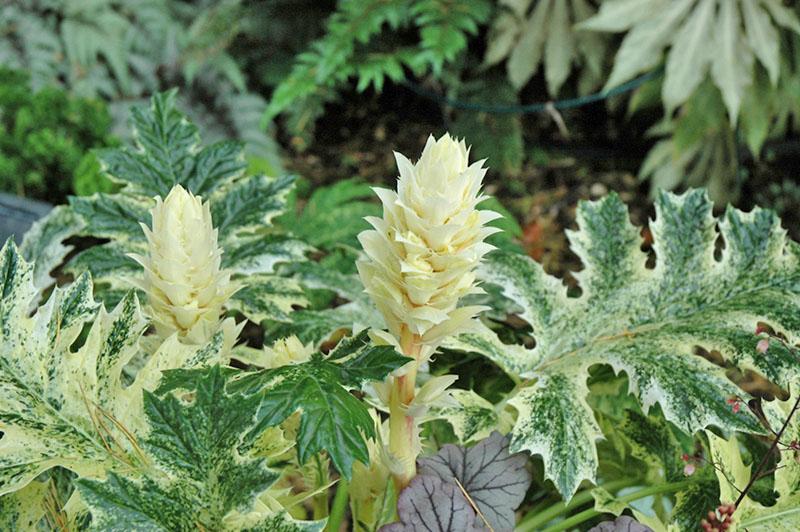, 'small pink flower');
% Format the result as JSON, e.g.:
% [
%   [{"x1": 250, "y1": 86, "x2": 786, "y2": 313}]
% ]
[
  {"x1": 727, "y1": 397, "x2": 741, "y2": 413},
  {"x1": 683, "y1": 463, "x2": 696, "y2": 476},
  {"x1": 756, "y1": 338, "x2": 770, "y2": 354}
]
